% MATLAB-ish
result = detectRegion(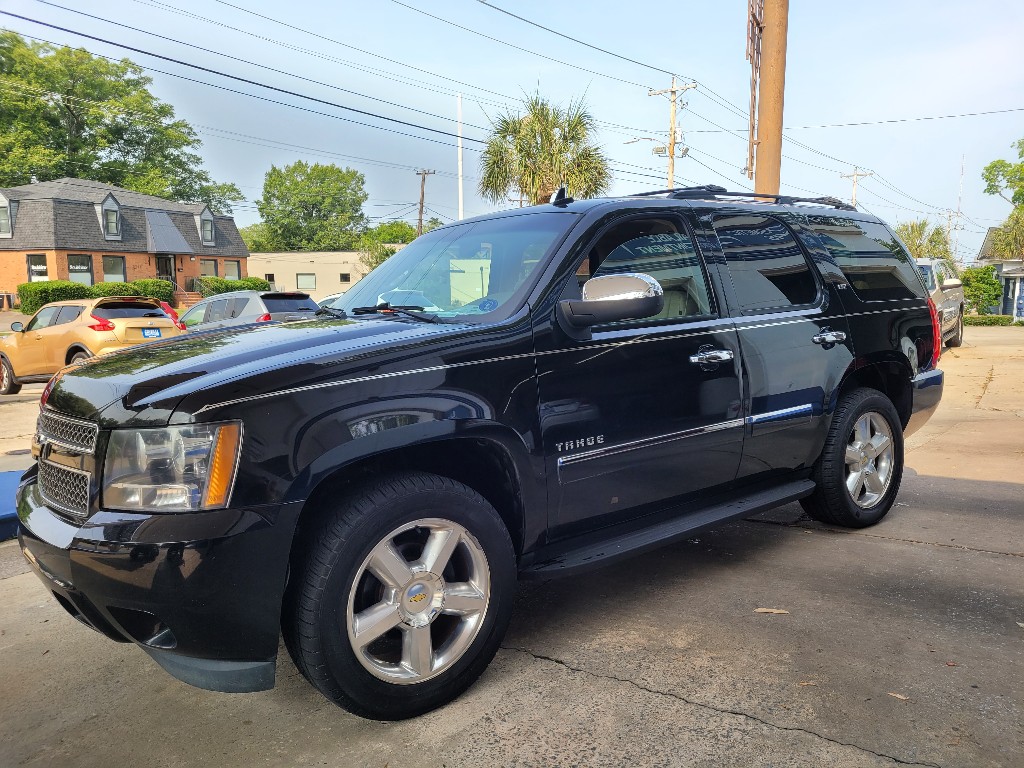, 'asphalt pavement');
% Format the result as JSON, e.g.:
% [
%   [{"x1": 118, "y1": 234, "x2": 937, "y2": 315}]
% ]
[{"x1": 0, "y1": 327, "x2": 1022, "y2": 767}]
